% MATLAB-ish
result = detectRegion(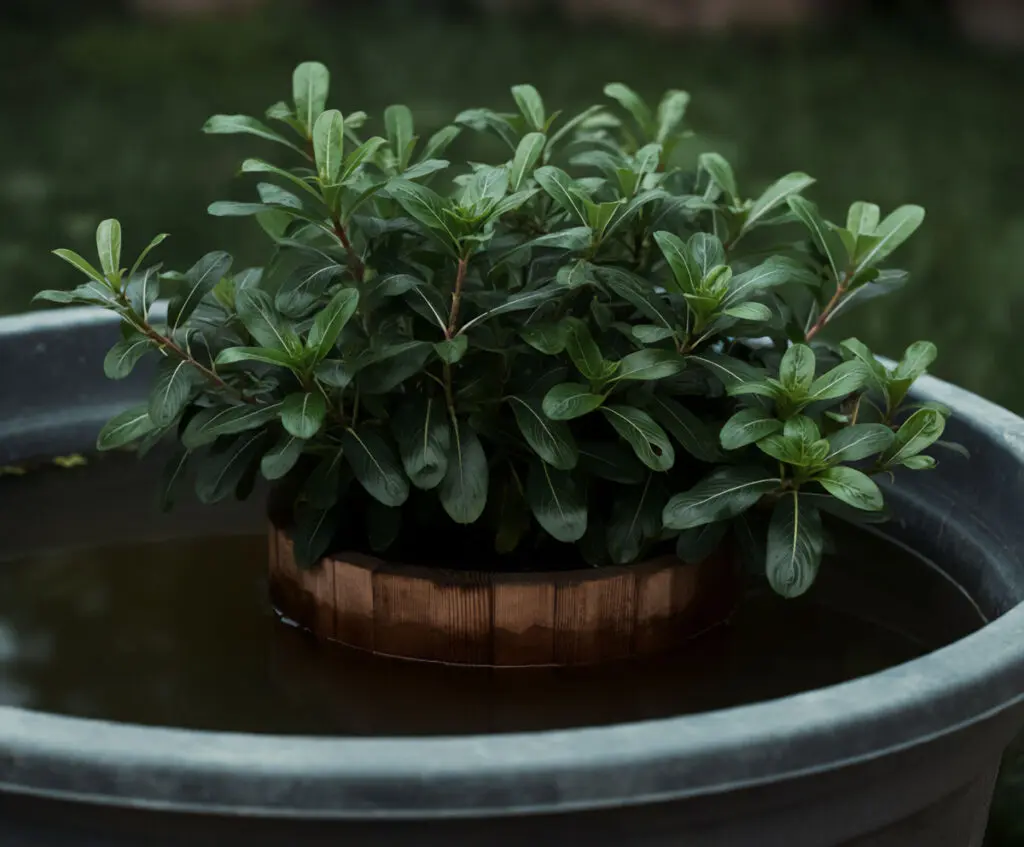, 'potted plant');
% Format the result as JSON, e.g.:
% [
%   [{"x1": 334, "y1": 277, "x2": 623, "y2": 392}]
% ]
[
  {"x1": 5, "y1": 60, "x2": 1024, "y2": 845},
  {"x1": 37, "y1": 61, "x2": 950, "y2": 665}
]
